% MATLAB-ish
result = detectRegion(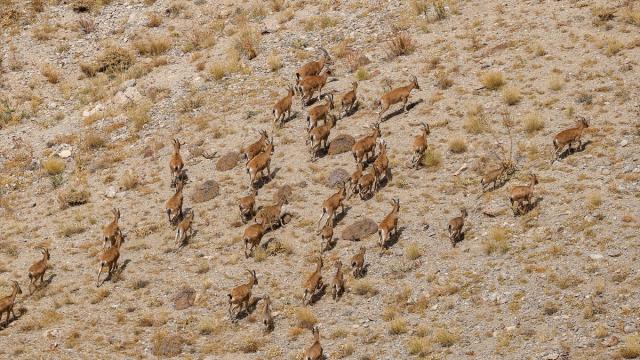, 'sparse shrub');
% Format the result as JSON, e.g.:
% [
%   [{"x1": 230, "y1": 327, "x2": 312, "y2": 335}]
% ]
[
  {"x1": 120, "y1": 170, "x2": 139, "y2": 190},
  {"x1": 295, "y1": 307, "x2": 317, "y2": 329},
  {"x1": 93, "y1": 46, "x2": 135, "y2": 75},
  {"x1": 59, "y1": 224, "x2": 86, "y2": 237},
  {"x1": 421, "y1": 148, "x2": 442, "y2": 169},
  {"x1": 434, "y1": 329, "x2": 459, "y2": 347},
  {"x1": 549, "y1": 74, "x2": 564, "y2": 91},
  {"x1": 127, "y1": 101, "x2": 151, "y2": 131},
  {"x1": 502, "y1": 86, "x2": 521, "y2": 105},
  {"x1": 41, "y1": 64, "x2": 60, "y2": 84},
  {"x1": 58, "y1": 185, "x2": 90, "y2": 209},
  {"x1": 77, "y1": 16, "x2": 95, "y2": 33},
  {"x1": 234, "y1": 26, "x2": 261, "y2": 60},
  {"x1": 267, "y1": 51, "x2": 282, "y2": 72},
  {"x1": 605, "y1": 37, "x2": 624, "y2": 56},
  {"x1": 620, "y1": 335, "x2": 640, "y2": 359},
  {"x1": 411, "y1": 0, "x2": 429, "y2": 15},
  {"x1": 405, "y1": 242, "x2": 423, "y2": 260},
  {"x1": 356, "y1": 67, "x2": 370, "y2": 81},
  {"x1": 483, "y1": 226, "x2": 509, "y2": 255},
  {"x1": 480, "y1": 71, "x2": 505, "y2": 90},
  {"x1": 435, "y1": 70, "x2": 453, "y2": 89},
  {"x1": 43, "y1": 157, "x2": 65, "y2": 175},
  {"x1": 586, "y1": 191, "x2": 602, "y2": 210},
  {"x1": 270, "y1": 0, "x2": 286, "y2": 12},
  {"x1": 389, "y1": 318, "x2": 408, "y2": 335},
  {"x1": 523, "y1": 112, "x2": 544, "y2": 134},
  {"x1": 146, "y1": 12, "x2": 162, "y2": 27},
  {"x1": 432, "y1": 0, "x2": 447, "y2": 20},
  {"x1": 622, "y1": 5, "x2": 640, "y2": 26},
  {"x1": 408, "y1": 337, "x2": 432, "y2": 356},
  {"x1": 388, "y1": 32, "x2": 416, "y2": 57},
  {"x1": 133, "y1": 34, "x2": 172, "y2": 56},
  {"x1": 351, "y1": 279, "x2": 378, "y2": 297},
  {"x1": 448, "y1": 136, "x2": 467, "y2": 153},
  {"x1": 152, "y1": 330, "x2": 184, "y2": 357},
  {"x1": 542, "y1": 301, "x2": 559, "y2": 315}
]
